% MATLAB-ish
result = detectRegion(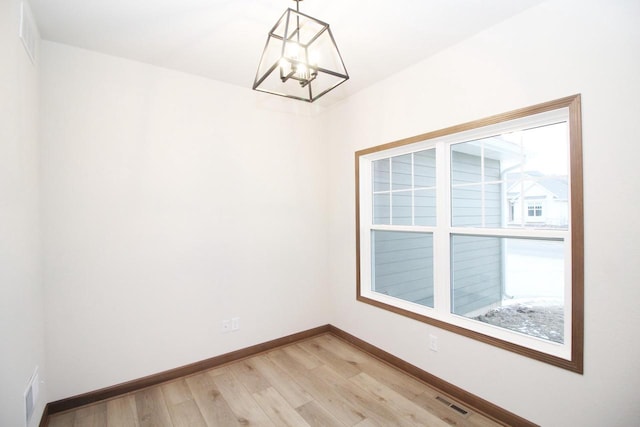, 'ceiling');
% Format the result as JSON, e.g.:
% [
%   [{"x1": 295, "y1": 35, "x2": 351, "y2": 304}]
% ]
[{"x1": 28, "y1": 0, "x2": 545, "y2": 105}]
